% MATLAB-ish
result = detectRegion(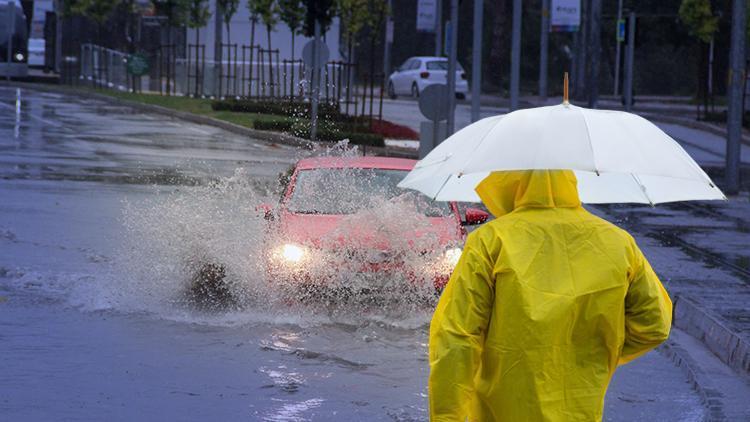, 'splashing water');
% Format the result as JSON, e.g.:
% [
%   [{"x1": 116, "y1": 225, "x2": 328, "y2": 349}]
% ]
[{"x1": 114, "y1": 145, "x2": 458, "y2": 326}]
